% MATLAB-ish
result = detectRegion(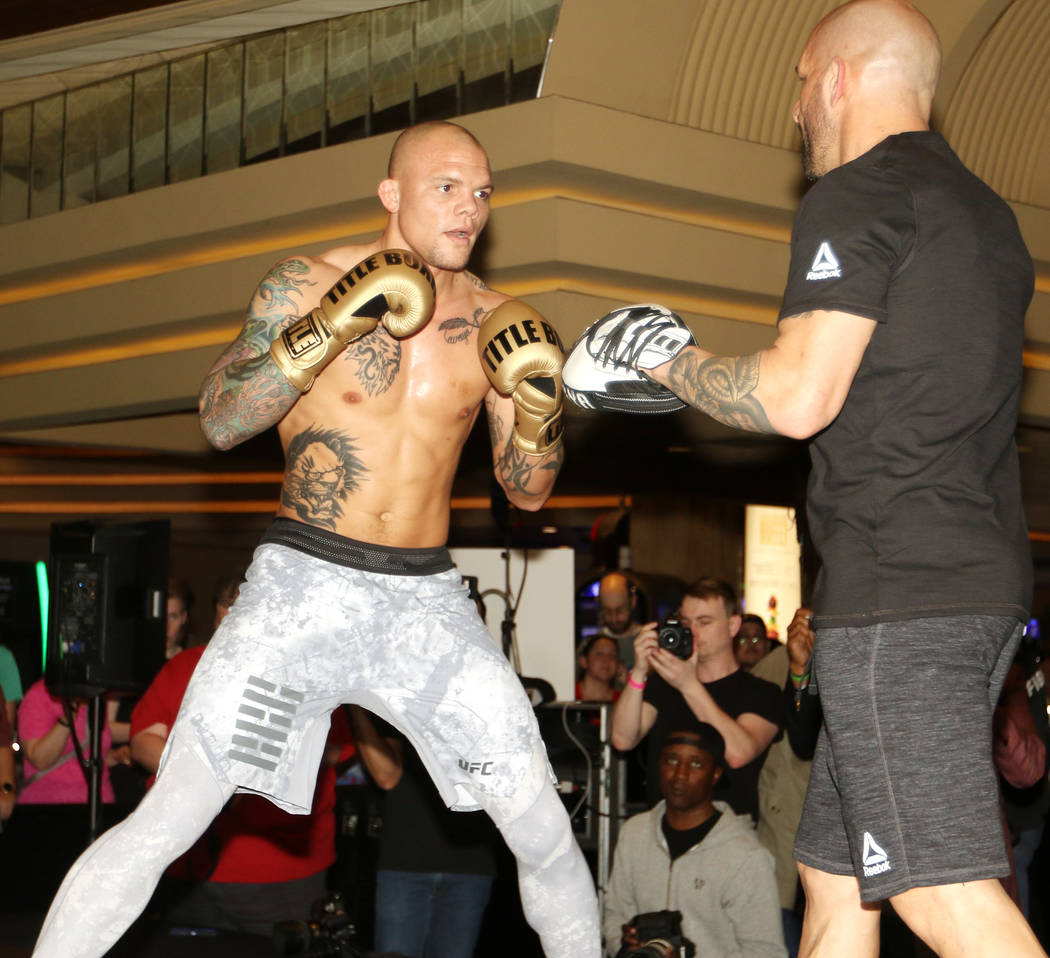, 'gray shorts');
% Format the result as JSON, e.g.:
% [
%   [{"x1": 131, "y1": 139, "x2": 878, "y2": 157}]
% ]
[
  {"x1": 794, "y1": 614, "x2": 1024, "y2": 901},
  {"x1": 162, "y1": 520, "x2": 552, "y2": 821}
]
